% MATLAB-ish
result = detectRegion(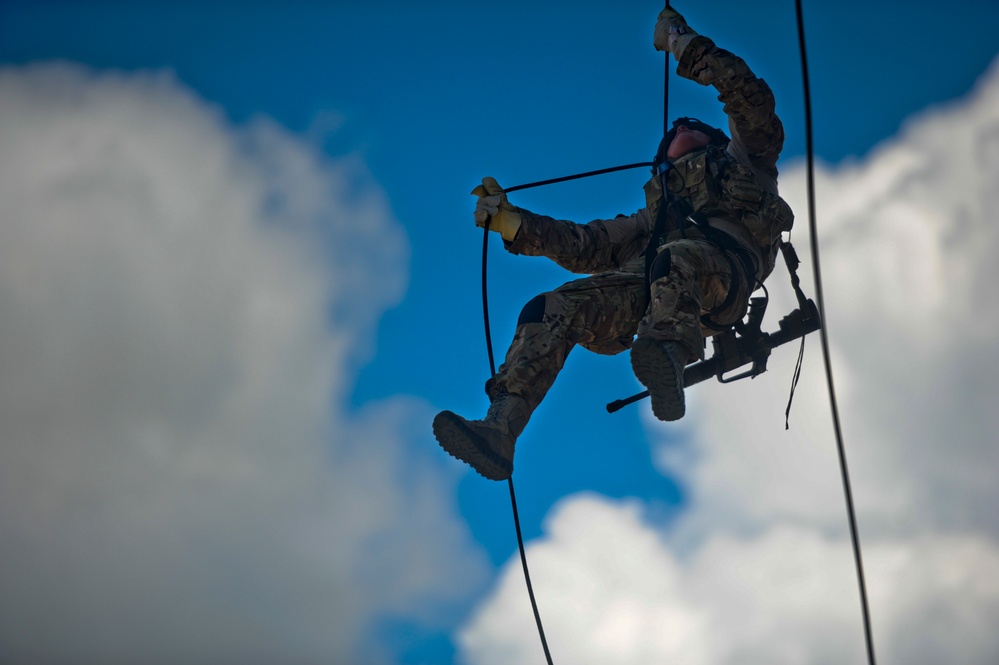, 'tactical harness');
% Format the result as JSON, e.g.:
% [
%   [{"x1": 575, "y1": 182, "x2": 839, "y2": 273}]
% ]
[
  {"x1": 642, "y1": 191, "x2": 756, "y2": 332},
  {"x1": 496, "y1": 153, "x2": 819, "y2": 414},
  {"x1": 616, "y1": 143, "x2": 820, "y2": 412},
  {"x1": 643, "y1": 142, "x2": 793, "y2": 331}
]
